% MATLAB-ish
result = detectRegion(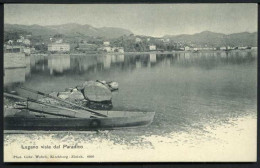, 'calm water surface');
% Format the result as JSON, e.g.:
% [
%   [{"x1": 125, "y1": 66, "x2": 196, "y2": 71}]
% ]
[{"x1": 4, "y1": 51, "x2": 257, "y2": 145}]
